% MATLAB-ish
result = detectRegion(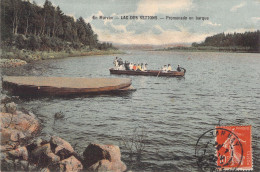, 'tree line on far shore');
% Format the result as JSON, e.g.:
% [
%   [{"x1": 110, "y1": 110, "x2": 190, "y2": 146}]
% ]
[
  {"x1": 192, "y1": 30, "x2": 260, "y2": 52},
  {"x1": 1, "y1": 0, "x2": 115, "y2": 51}
]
